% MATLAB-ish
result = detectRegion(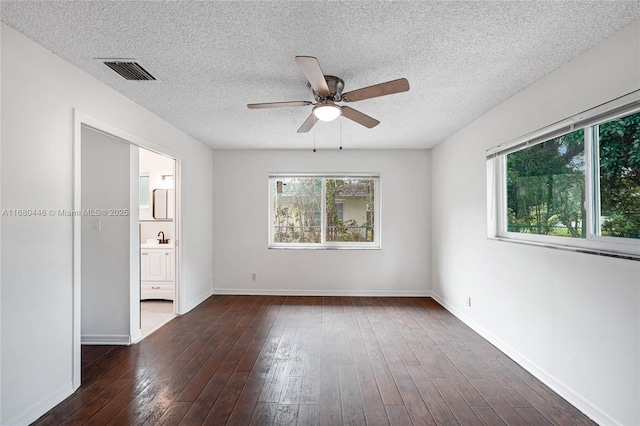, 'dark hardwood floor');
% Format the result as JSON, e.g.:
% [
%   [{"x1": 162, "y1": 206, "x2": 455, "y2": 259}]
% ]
[{"x1": 34, "y1": 296, "x2": 595, "y2": 425}]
